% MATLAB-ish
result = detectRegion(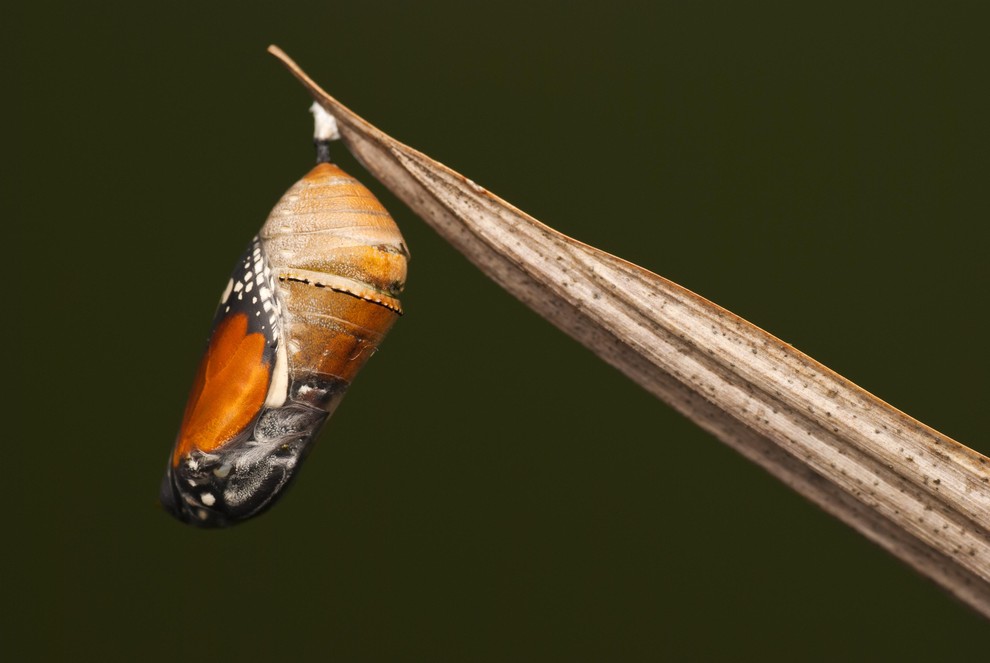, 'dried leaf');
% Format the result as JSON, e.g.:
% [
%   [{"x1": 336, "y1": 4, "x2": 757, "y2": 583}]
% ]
[{"x1": 268, "y1": 45, "x2": 990, "y2": 616}]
